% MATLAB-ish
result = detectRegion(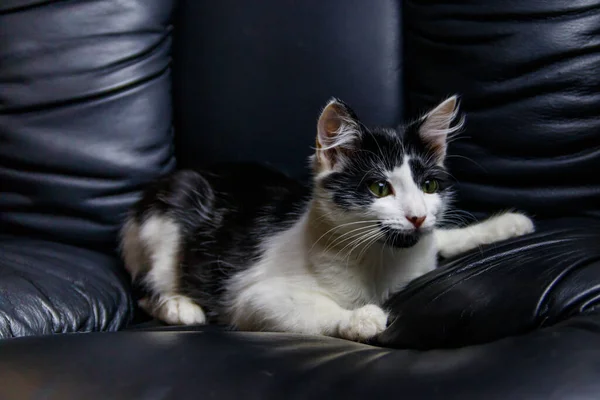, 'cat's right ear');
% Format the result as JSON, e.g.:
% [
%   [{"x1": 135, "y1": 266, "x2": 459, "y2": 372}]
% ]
[{"x1": 316, "y1": 98, "x2": 361, "y2": 170}]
